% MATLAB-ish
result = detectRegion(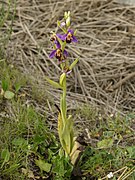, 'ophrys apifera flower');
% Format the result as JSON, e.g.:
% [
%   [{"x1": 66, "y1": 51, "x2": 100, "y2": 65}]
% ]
[
  {"x1": 49, "y1": 43, "x2": 68, "y2": 63},
  {"x1": 57, "y1": 29, "x2": 78, "y2": 43}
]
